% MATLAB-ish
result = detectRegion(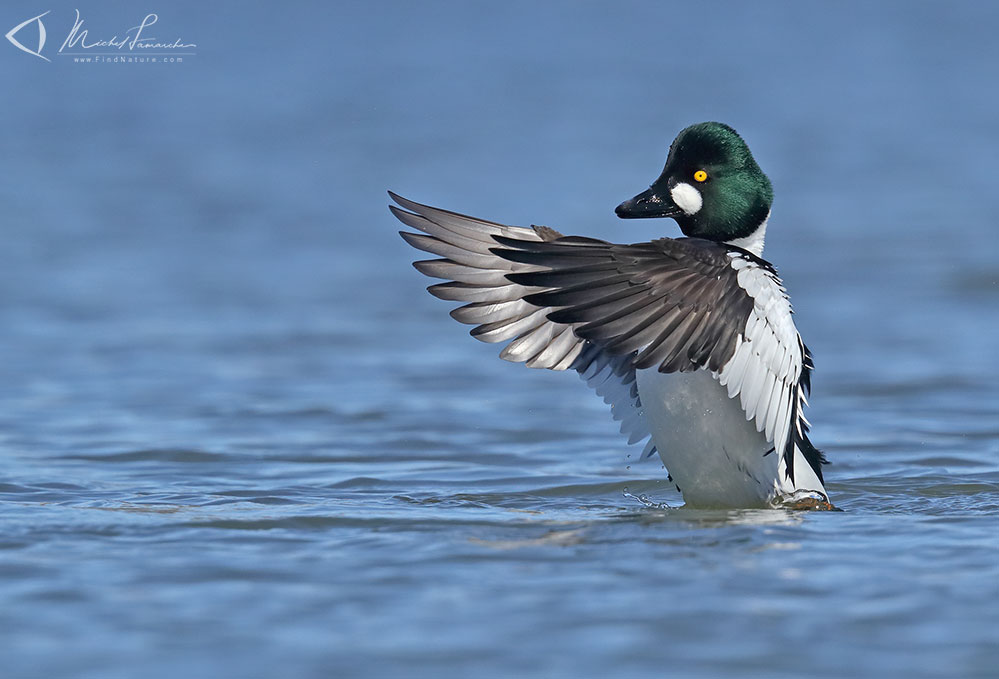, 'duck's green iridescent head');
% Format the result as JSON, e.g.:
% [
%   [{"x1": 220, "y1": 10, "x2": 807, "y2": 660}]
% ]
[{"x1": 616, "y1": 122, "x2": 773, "y2": 243}]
